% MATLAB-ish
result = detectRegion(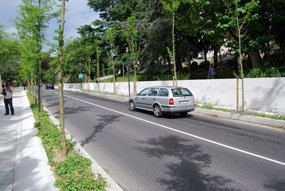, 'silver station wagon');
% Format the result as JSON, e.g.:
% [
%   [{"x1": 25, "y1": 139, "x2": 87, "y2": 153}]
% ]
[{"x1": 129, "y1": 86, "x2": 196, "y2": 117}]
